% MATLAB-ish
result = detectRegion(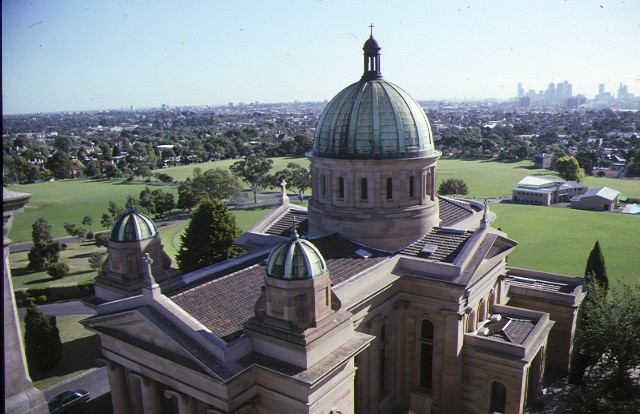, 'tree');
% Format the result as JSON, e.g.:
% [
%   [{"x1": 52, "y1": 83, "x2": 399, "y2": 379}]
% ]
[
  {"x1": 63, "y1": 222, "x2": 77, "y2": 237},
  {"x1": 94, "y1": 233, "x2": 109, "y2": 248},
  {"x1": 179, "y1": 168, "x2": 243, "y2": 209},
  {"x1": 100, "y1": 213, "x2": 113, "y2": 229},
  {"x1": 270, "y1": 162, "x2": 311, "y2": 201},
  {"x1": 46, "y1": 151, "x2": 73, "y2": 179},
  {"x1": 83, "y1": 159, "x2": 103, "y2": 178},
  {"x1": 555, "y1": 155, "x2": 585, "y2": 182},
  {"x1": 585, "y1": 240, "x2": 608, "y2": 291},
  {"x1": 230, "y1": 155, "x2": 273, "y2": 203},
  {"x1": 565, "y1": 281, "x2": 640, "y2": 412},
  {"x1": 82, "y1": 215, "x2": 94, "y2": 230},
  {"x1": 176, "y1": 199, "x2": 244, "y2": 273},
  {"x1": 108, "y1": 200, "x2": 125, "y2": 219},
  {"x1": 28, "y1": 217, "x2": 61, "y2": 271},
  {"x1": 24, "y1": 301, "x2": 63, "y2": 373},
  {"x1": 438, "y1": 178, "x2": 469, "y2": 196},
  {"x1": 139, "y1": 187, "x2": 175, "y2": 217},
  {"x1": 88, "y1": 251, "x2": 107, "y2": 271}
]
